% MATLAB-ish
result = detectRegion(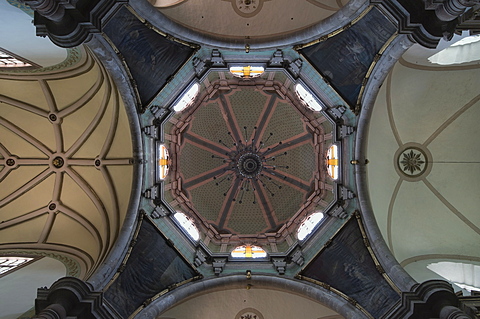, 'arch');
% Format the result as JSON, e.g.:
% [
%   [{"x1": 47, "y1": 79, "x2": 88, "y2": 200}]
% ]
[
  {"x1": 130, "y1": 0, "x2": 369, "y2": 50},
  {"x1": 135, "y1": 275, "x2": 369, "y2": 319},
  {"x1": 353, "y1": 34, "x2": 418, "y2": 292}
]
